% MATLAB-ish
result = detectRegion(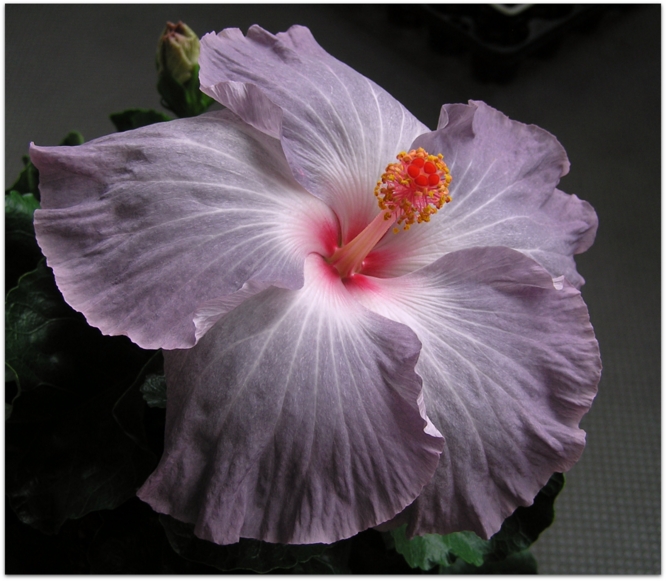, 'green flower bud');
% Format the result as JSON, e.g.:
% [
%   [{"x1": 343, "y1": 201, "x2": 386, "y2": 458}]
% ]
[
  {"x1": 156, "y1": 21, "x2": 200, "y2": 84},
  {"x1": 155, "y1": 21, "x2": 213, "y2": 118}
]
